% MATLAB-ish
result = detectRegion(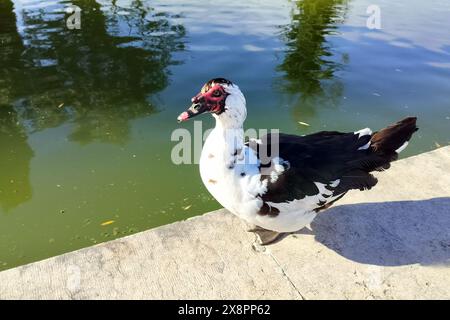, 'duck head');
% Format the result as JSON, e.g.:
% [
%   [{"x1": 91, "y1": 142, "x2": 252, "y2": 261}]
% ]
[{"x1": 177, "y1": 78, "x2": 246, "y2": 128}]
